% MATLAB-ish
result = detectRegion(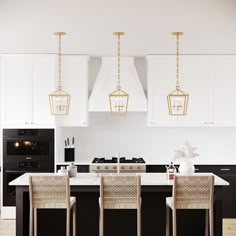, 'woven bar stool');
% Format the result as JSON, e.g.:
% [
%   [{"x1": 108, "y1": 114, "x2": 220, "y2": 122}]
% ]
[
  {"x1": 99, "y1": 175, "x2": 141, "y2": 236},
  {"x1": 166, "y1": 175, "x2": 214, "y2": 236},
  {"x1": 29, "y1": 175, "x2": 76, "y2": 236}
]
